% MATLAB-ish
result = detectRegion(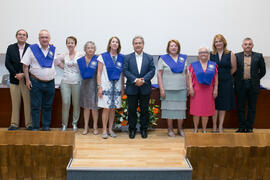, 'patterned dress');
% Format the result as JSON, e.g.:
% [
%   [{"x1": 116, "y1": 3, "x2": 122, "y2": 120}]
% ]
[{"x1": 97, "y1": 55, "x2": 122, "y2": 109}]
